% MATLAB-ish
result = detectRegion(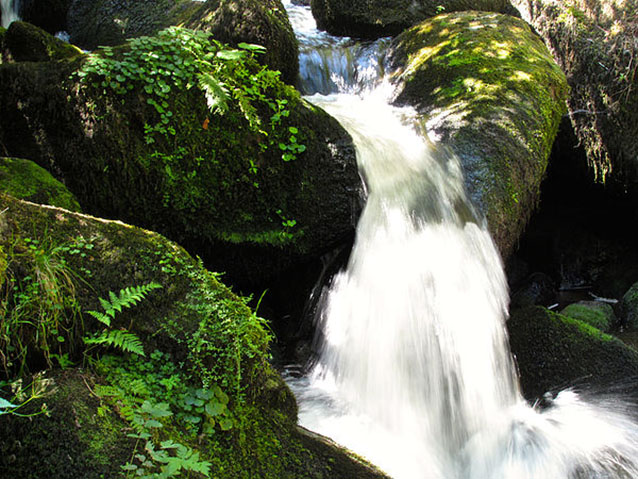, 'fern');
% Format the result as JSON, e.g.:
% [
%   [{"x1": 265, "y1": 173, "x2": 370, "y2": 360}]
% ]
[
  {"x1": 84, "y1": 282, "x2": 162, "y2": 357},
  {"x1": 84, "y1": 330, "x2": 146, "y2": 356},
  {"x1": 96, "y1": 282, "x2": 163, "y2": 320},
  {"x1": 198, "y1": 72, "x2": 230, "y2": 115}
]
